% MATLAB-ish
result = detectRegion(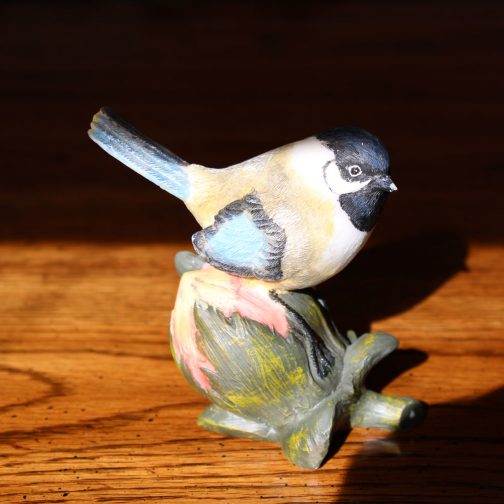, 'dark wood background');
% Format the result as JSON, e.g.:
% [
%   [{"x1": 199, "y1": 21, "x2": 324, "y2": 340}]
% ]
[{"x1": 1, "y1": 1, "x2": 503, "y2": 502}]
